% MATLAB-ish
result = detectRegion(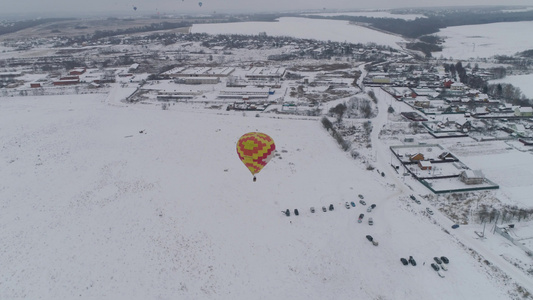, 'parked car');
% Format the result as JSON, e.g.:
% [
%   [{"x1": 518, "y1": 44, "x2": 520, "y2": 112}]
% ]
[
  {"x1": 366, "y1": 235, "x2": 378, "y2": 246},
  {"x1": 415, "y1": 199, "x2": 421, "y2": 204},
  {"x1": 431, "y1": 263, "x2": 440, "y2": 271},
  {"x1": 371, "y1": 204, "x2": 376, "y2": 209},
  {"x1": 285, "y1": 209, "x2": 290, "y2": 216},
  {"x1": 350, "y1": 201, "x2": 356, "y2": 207},
  {"x1": 441, "y1": 256, "x2": 449, "y2": 264},
  {"x1": 310, "y1": 207, "x2": 315, "y2": 213},
  {"x1": 426, "y1": 207, "x2": 434, "y2": 215},
  {"x1": 367, "y1": 207, "x2": 372, "y2": 212},
  {"x1": 329, "y1": 204, "x2": 334, "y2": 211},
  {"x1": 358, "y1": 214, "x2": 364, "y2": 223},
  {"x1": 294, "y1": 209, "x2": 299, "y2": 216},
  {"x1": 368, "y1": 217, "x2": 373, "y2": 225},
  {"x1": 451, "y1": 224, "x2": 459, "y2": 229},
  {"x1": 322, "y1": 206, "x2": 327, "y2": 212},
  {"x1": 345, "y1": 202, "x2": 350, "y2": 209},
  {"x1": 408, "y1": 256, "x2": 416, "y2": 266},
  {"x1": 410, "y1": 195, "x2": 416, "y2": 200},
  {"x1": 400, "y1": 258, "x2": 409, "y2": 265},
  {"x1": 358, "y1": 194, "x2": 364, "y2": 199},
  {"x1": 434, "y1": 257, "x2": 442, "y2": 264},
  {"x1": 359, "y1": 200, "x2": 366, "y2": 205}
]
